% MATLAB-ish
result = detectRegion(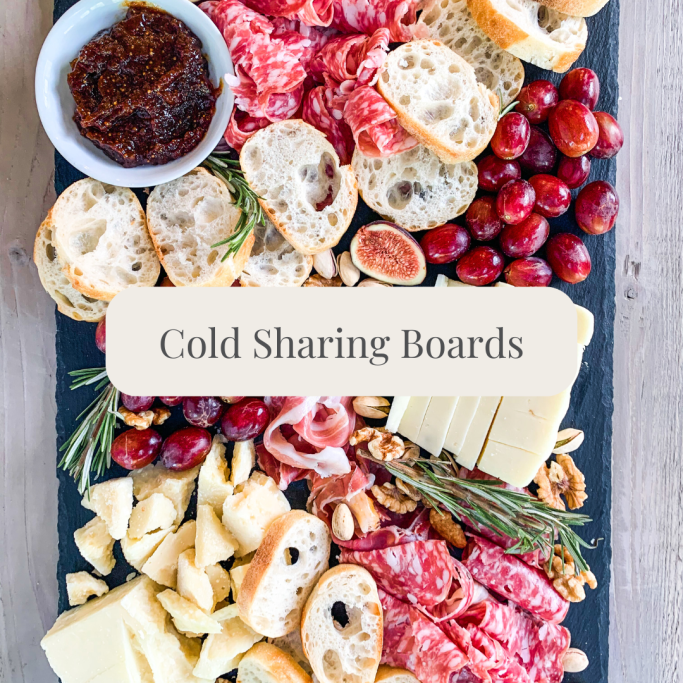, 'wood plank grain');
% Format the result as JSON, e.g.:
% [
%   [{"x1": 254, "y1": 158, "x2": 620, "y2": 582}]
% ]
[
  {"x1": 610, "y1": 0, "x2": 683, "y2": 681},
  {"x1": 0, "y1": 0, "x2": 59, "y2": 681}
]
